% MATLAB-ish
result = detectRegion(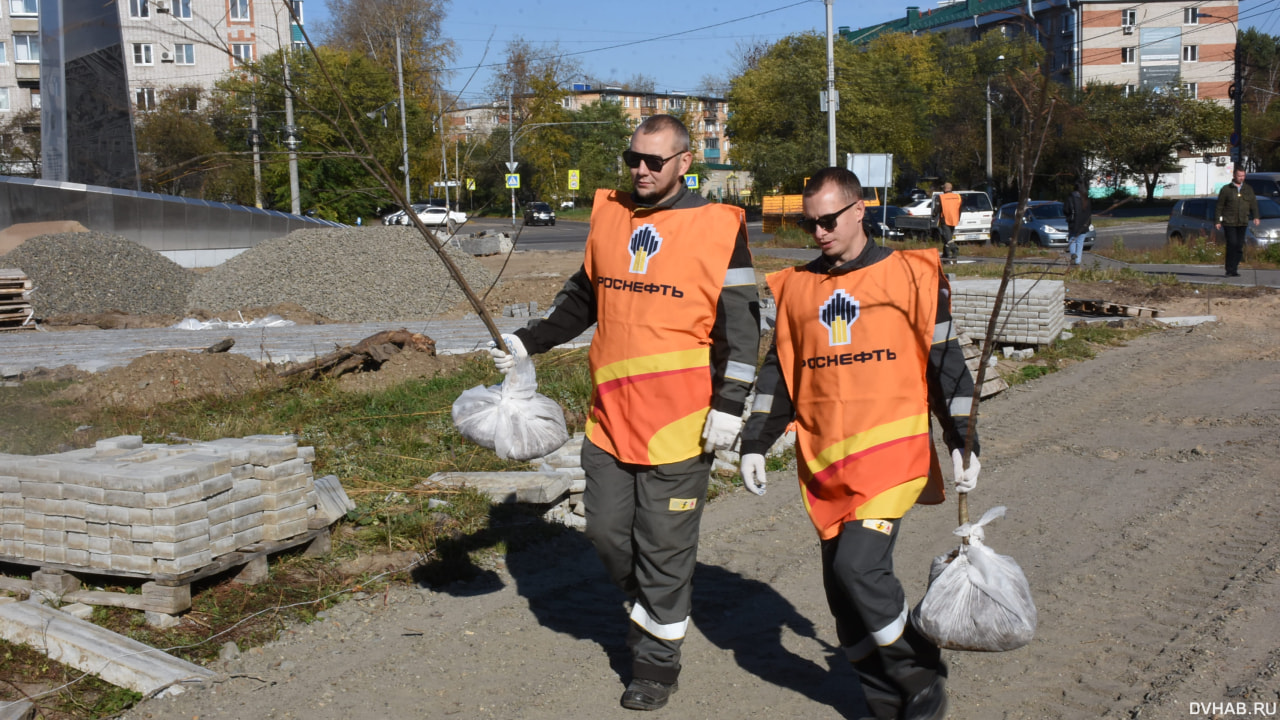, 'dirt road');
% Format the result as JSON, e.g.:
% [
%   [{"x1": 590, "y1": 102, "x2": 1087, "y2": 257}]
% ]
[{"x1": 118, "y1": 291, "x2": 1280, "y2": 720}]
